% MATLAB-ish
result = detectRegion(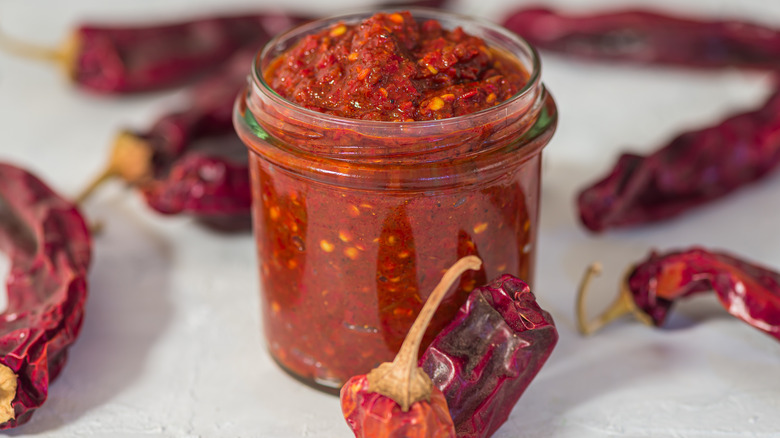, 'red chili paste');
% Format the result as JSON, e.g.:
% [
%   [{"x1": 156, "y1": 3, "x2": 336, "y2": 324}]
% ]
[
  {"x1": 239, "y1": 10, "x2": 551, "y2": 388},
  {"x1": 265, "y1": 11, "x2": 528, "y2": 121}
]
